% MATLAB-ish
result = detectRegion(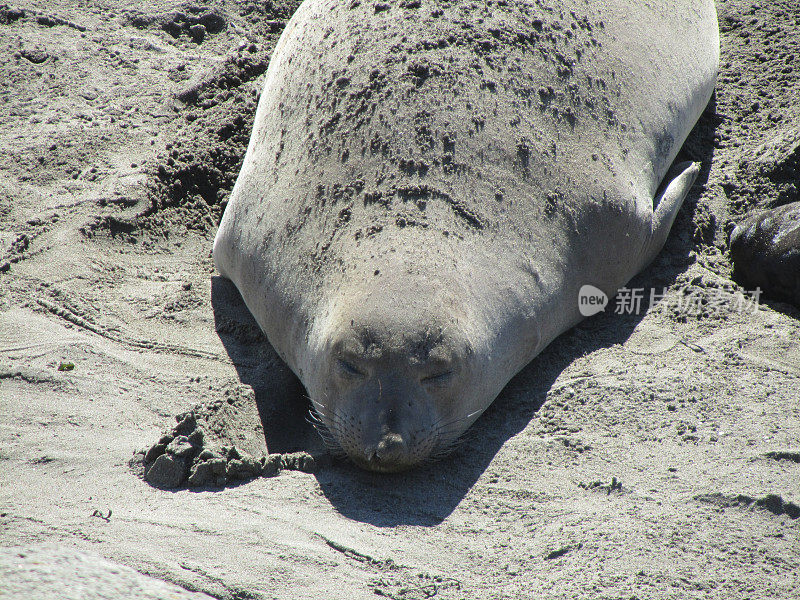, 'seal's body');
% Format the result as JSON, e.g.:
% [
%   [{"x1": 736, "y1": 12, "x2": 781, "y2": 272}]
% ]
[{"x1": 214, "y1": 0, "x2": 719, "y2": 471}]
